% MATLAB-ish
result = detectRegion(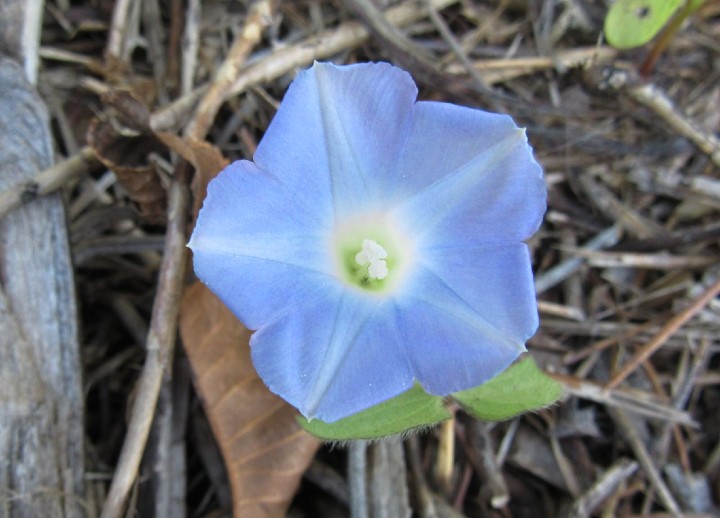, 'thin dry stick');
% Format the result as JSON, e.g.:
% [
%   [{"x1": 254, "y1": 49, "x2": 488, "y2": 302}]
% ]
[
  {"x1": 142, "y1": 0, "x2": 169, "y2": 104},
  {"x1": 535, "y1": 226, "x2": 621, "y2": 294},
  {"x1": 577, "y1": 174, "x2": 663, "y2": 239},
  {"x1": 369, "y1": 439, "x2": 412, "y2": 517},
  {"x1": 656, "y1": 338, "x2": 713, "y2": 467},
  {"x1": 563, "y1": 320, "x2": 656, "y2": 365},
  {"x1": 445, "y1": 47, "x2": 617, "y2": 76},
  {"x1": 0, "y1": 146, "x2": 99, "y2": 220},
  {"x1": 423, "y1": 0, "x2": 490, "y2": 91},
  {"x1": 349, "y1": 441, "x2": 369, "y2": 518},
  {"x1": 571, "y1": 250, "x2": 718, "y2": 270},
  {"x1": 106, "y1": 0, "x2": 135, "y2": 59},
  {"x1": 186, "y1": 0, "x2": 275, "y2": 139},
  {"x1": 469, "y1": 420, "x2": 509, "y2": 509},
  {"x1": 405, "y1": 436, "x2": 439, "y2": 518},
  {"x1": 73, "y1": 235, "x2": 166, "y2": 265},
  {"x1": 434, "y1": 417, "x2": 455, "y2": 495},
  {"x1": 39, "y1": 46, "x2": 101, "y2": 68},
  {"x1": 537, "y1": 300, "x2": 585, "y2": 321},
  {"x1": 100, "y1": 166, "x2": 189, "y2": 518},
  {"x1": 564, "y1": 458, "x2": 638, "y2": 518},
  {"x1": 166, "y1": 0, "x2": 183, "y2": 90},
  {"x1": 181, "y1": 0, "x2": 200, "y2": 96},
  {"x1": 554, "y1": 374, "x2": 696, "y2": 426},
  {"x1": 345, "y1": 0, "x2": 471, "y2": 99},
  {"x1": 608, "y1": 408, "x2": 681, "y2": 515},
  {"x1": 626, "y1": 82, "x2": 720, "y2": 168},
  {"x1": 605, "y1": 276, "x2": 720, "y2": 390}
]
